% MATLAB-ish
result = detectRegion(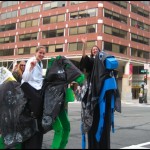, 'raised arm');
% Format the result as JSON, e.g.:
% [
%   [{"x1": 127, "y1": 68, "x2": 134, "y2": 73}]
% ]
[{"x1": 81, "y1": 37, "x2": 87, "y2": 58}]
